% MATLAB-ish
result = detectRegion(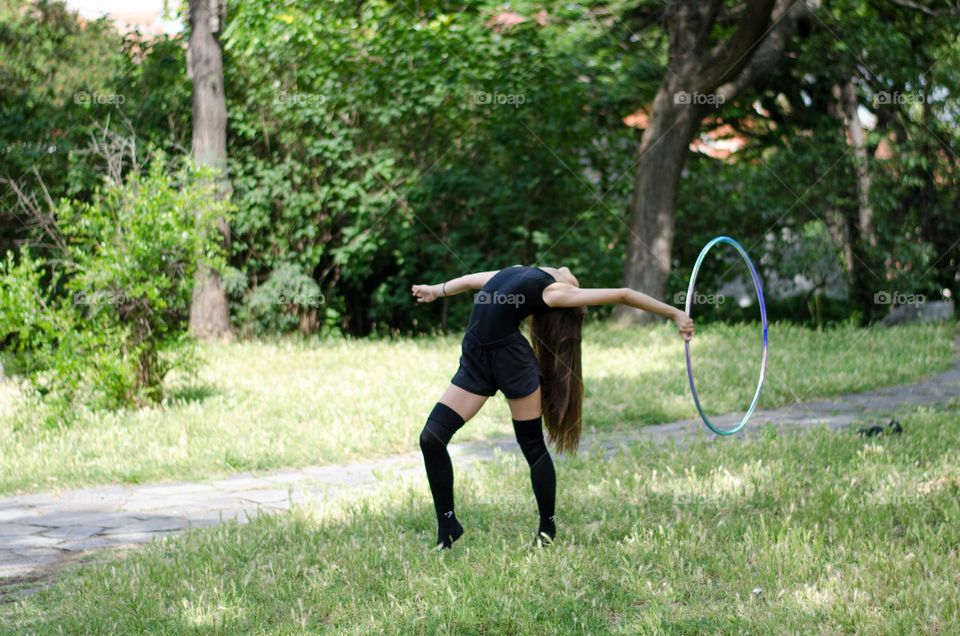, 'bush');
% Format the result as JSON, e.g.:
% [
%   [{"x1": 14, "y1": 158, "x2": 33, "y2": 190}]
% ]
[
  {"x1": 236, "y1": 262, "x2": 327, "y2": 336},
  {"x1": 0, "y1": 158, "x2": 229, "y2": 422}
]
